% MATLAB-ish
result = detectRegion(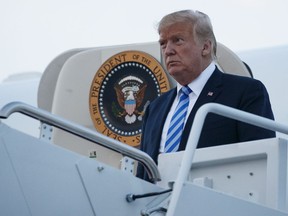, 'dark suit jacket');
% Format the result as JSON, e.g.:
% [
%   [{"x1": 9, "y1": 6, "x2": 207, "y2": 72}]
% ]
[{"x1": 137, "y1": 67, "x2": 275, "y2": 181}]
